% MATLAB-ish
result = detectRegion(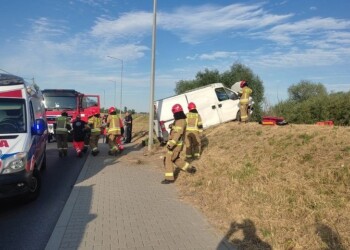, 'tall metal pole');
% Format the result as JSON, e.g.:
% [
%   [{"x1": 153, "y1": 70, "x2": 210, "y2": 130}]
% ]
[
  {"x1": 148, "y1": 0, "x2": 157, "y2": 151},
  {"x1": 120, "y1": 60, "x2": 123, "y2": 117}
]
